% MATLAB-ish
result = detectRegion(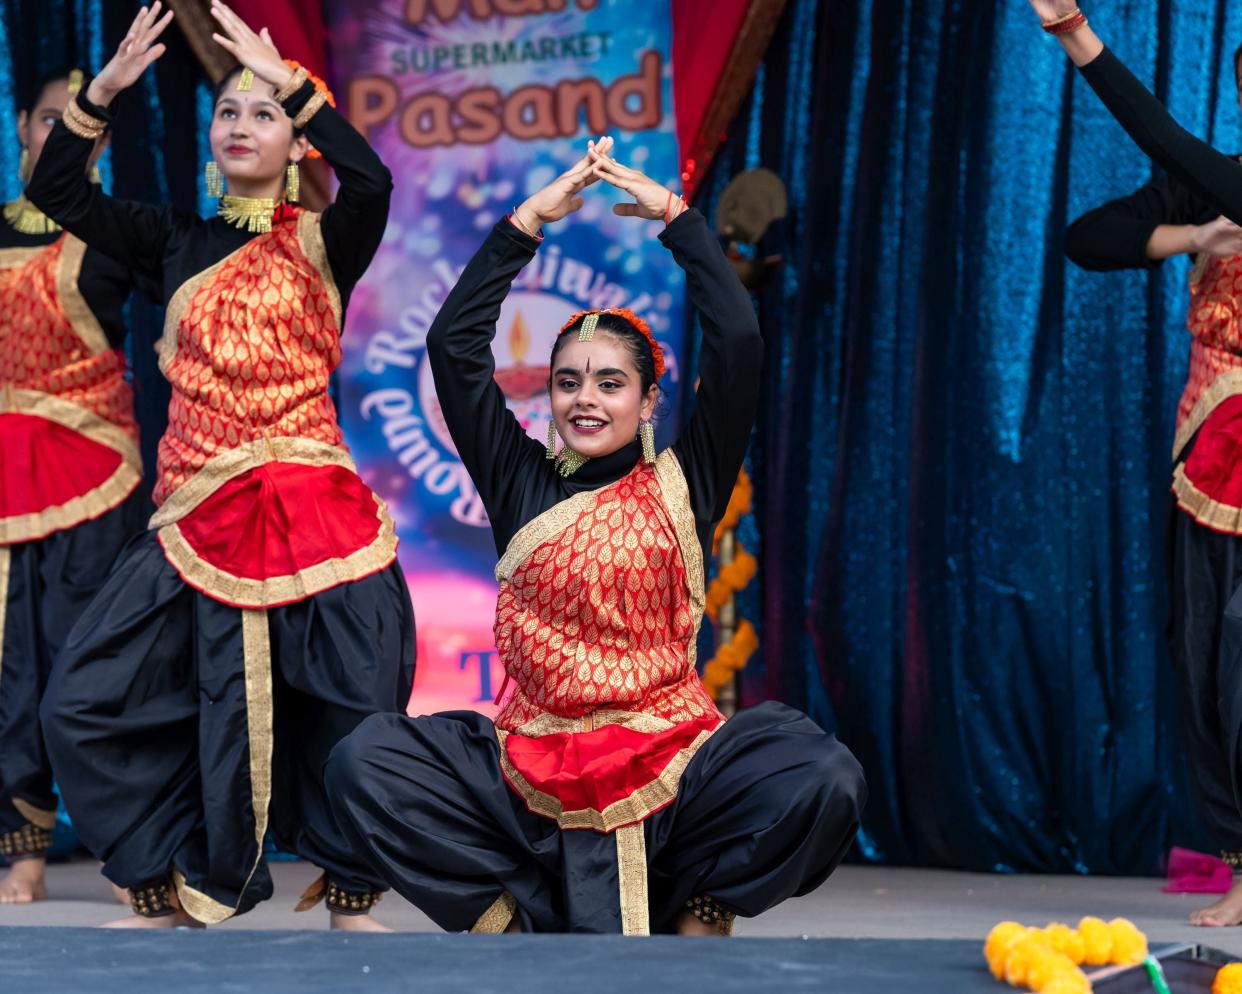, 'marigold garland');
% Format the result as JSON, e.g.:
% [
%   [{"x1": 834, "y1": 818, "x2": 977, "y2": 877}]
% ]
[
  {"x1": 984, "y1": 917, "x2": 1148, "y2": 993},
  {"x1": 702, "y1": 467, "x2": 756, "y2": 700},
  {"x1": 1215, "y1": 963, "x2": 1242, "y2": 994}
]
